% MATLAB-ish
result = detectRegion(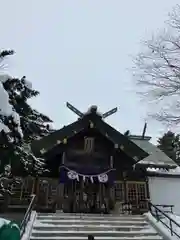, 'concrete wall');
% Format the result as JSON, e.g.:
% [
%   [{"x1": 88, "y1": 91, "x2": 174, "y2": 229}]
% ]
[{"x1": 148, "y1": 176, "x2": 180, "y2": 215}]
